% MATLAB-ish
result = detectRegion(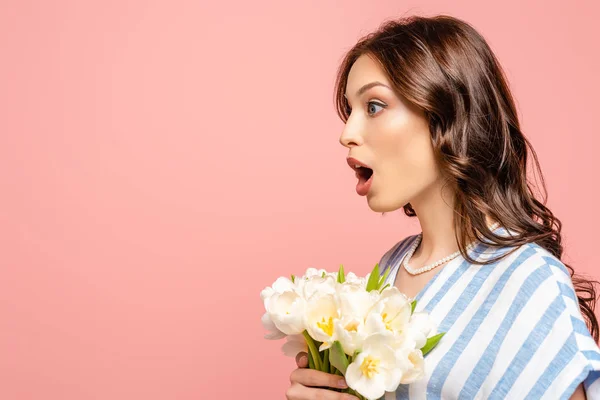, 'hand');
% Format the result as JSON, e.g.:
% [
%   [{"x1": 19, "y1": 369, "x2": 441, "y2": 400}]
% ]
[{"x1": 286, "y1": 352, "x2": 359, "y2": 400}]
